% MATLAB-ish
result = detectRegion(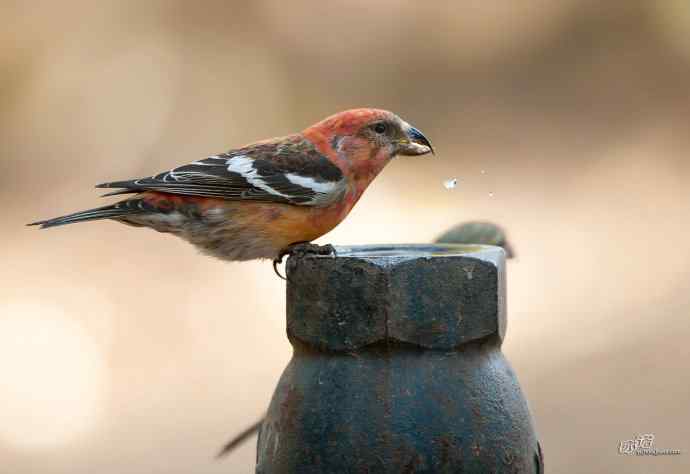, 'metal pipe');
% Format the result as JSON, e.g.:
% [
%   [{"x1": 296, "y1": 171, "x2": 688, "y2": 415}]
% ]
[{"x1": 257, "y1": 244, "x2": 542, "y2": 473}]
